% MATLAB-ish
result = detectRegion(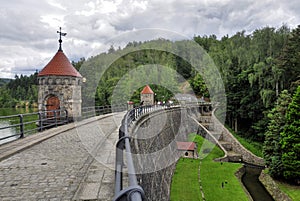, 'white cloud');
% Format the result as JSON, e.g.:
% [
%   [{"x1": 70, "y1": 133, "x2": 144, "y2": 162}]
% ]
[
  {"x1": 48, "y1": 0, "x2": 67, "y2": 11},
  {"x1": 0, "y1": 0, "x2": 299, "y2": 78}
]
